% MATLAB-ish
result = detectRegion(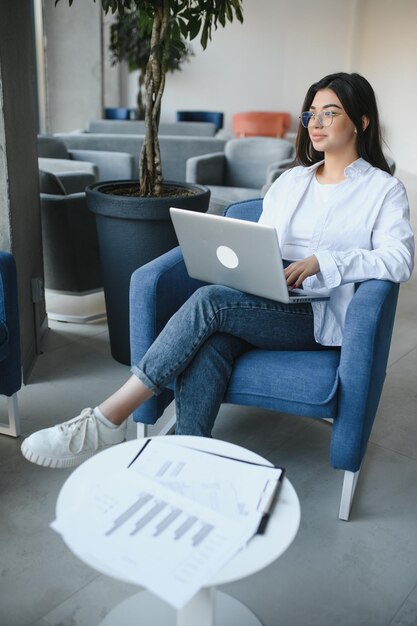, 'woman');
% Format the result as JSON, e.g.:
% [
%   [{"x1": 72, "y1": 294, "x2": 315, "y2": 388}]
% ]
[{"x1": 22, "y1": 72, "x2": 414, "y2": 468}]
